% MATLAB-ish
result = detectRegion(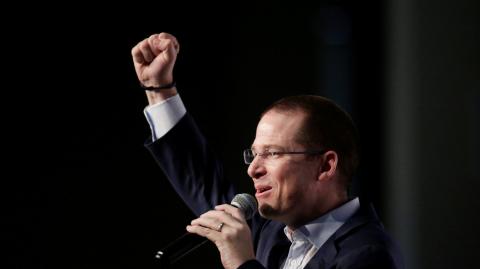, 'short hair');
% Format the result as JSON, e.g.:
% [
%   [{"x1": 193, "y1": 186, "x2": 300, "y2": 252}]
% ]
[{"x1": 261, "y1": 95, "x2": 359, "y2": 185}]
